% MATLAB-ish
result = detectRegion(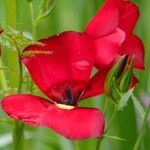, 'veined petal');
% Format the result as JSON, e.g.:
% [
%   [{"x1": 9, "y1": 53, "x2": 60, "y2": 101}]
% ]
[
  {"x1": 82, "y1": 71, "x2": 106, "y2": 99},
  {"x1": 42, "y1": 104, "x2": 105, "y2": 140},
  {"x1": 84, "y1": 0, "x2": 119, "y2": 38},
  {"x1": 1, "y1": 94, "x2": 50, "y2": 126},
  {"x1": 81, "y1": 66, "x2": 139, "y2": 100},
  {"x1": 1, "y1": 95, "x2": 105, "y2": 140},
  {"x1": 131, "y1": 75, "x2": 139, "y2": 88},
  {"x1": 119, "y1": 35, "x2": 144, "y2": 70},
  {"x1": 94, "y1": 28, "x2": 125, "y2": 69},
  {"x1": 22, "y1": 31, "x2": 95, "y2": 103},
  {"x1": 117, "y1": 0, "x2": 140, "y2": 35}
]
